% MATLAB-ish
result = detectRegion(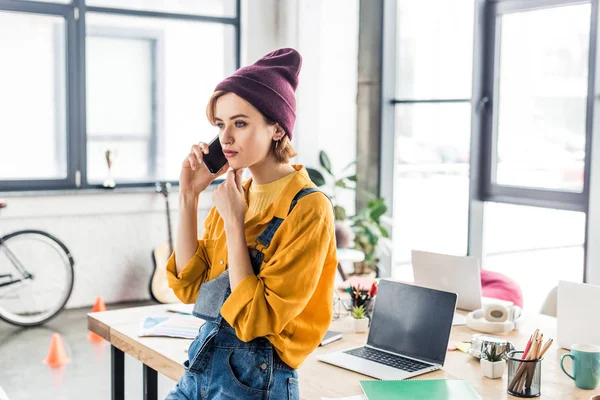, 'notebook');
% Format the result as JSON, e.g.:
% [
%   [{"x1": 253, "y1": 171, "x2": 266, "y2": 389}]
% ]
[
  {"x1": 138, "y1": 315, "x2": 204, "y2": 339},
  {"x1": 166, "y1": 303, "x2": 194, "y2": 315},
  {"x1": 359, "y1": 379, "x2": 482, "y2": 400}
]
